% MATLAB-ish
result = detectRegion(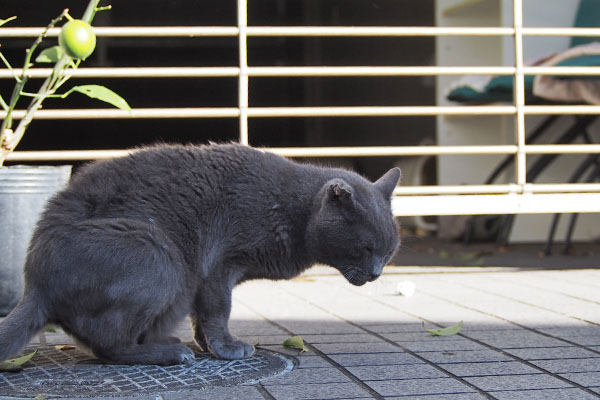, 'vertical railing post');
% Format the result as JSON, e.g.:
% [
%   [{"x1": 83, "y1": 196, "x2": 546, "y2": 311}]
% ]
[
  {"x1": 237, "y1": 0, "x2": 249, "y2": 145},
  {"x1": 513, "y1": 0, "x2": 527, "y2": 190}
]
